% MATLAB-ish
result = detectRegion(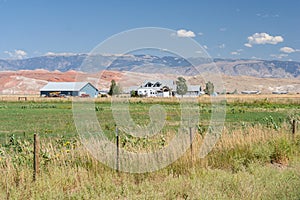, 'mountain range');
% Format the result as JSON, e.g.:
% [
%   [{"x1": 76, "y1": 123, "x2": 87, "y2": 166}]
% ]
[{"x1": 0, "y1": 54, "x2": 300, "y2": 78}]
